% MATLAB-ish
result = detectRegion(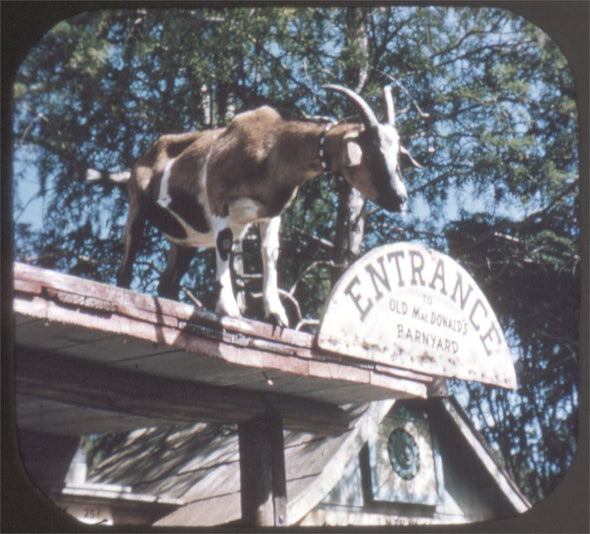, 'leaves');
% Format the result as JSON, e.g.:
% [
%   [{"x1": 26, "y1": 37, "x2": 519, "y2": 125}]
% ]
[{"x1": 12, "y1": 6, "x2": 579, "y2": 505}]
